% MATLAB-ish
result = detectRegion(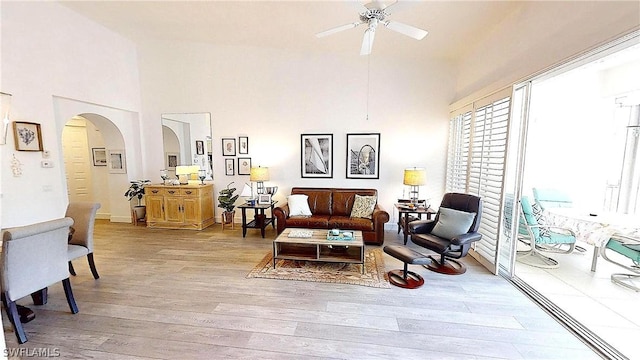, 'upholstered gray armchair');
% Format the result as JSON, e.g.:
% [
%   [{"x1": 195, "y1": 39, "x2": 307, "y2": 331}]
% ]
[
  {"x1": 66, "y1": 202, "x2": 101, "y2": 279},
  {"x1": 2, "y1": 217, "x2": 79, "y2": 343}
]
